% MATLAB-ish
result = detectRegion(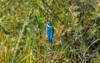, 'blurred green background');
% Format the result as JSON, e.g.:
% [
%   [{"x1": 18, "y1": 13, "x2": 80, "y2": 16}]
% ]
[{"x1": 0, "y1": 0, "x2": 100, "y2": 63}]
